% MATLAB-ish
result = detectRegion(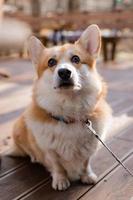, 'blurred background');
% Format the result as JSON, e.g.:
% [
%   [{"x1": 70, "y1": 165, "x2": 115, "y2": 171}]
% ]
[{"x1": 0, "y1": 0, "x2": 133, "y2": 62}]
